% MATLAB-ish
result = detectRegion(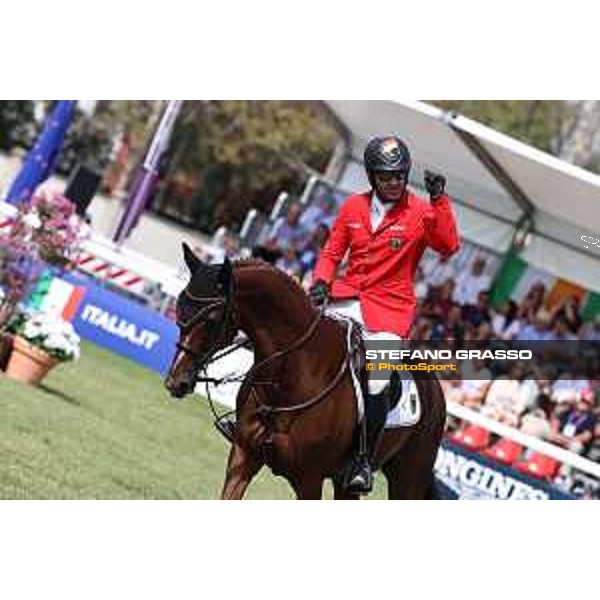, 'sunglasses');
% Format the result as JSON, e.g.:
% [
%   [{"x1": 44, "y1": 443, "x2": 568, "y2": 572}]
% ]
[{"x1": 373, "y1": 171, "x2": 408, "y2": 184}]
